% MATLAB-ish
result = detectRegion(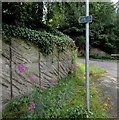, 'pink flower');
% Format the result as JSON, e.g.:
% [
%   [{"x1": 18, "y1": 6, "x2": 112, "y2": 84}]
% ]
[
  {"x1": 50, "y1": 80, "x2": 55, "y2": 85},
  {"x1": 29, "y1": 76, "x2": 36, "y2": 82},
  {"x1": 16, "y1": 64, "x2": 28, "y2": 72},
  {"x1": 28, "y1": 103, "x2": 36, "y2": 111},
  {"x1": 72, "y1": 64, "x2": 78, "y2": 69}
]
